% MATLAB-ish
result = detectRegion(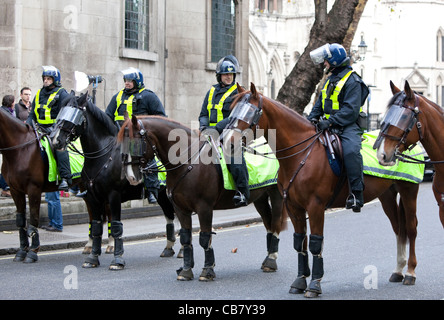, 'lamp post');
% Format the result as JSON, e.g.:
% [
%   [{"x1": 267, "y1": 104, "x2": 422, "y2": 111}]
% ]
[{"x1": 351, "y1": 33, "x2": 368, "y2": 63}]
